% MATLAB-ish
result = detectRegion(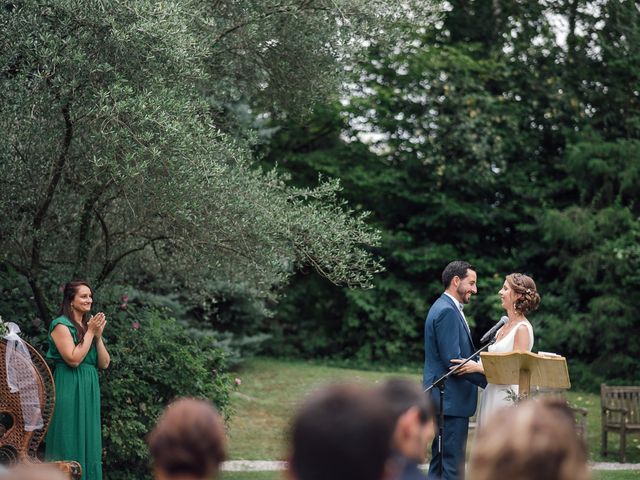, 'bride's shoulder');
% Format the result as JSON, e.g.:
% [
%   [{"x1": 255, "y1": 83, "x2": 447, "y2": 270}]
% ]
[
  {"x1": 516, "y1": 320, "x2": 534, "y2": 332},
  {"x1": 511, "y1": 321, "x2": 534, "y2": 351},
  {"x1": 514, "y1": 320, "x2": 534, "y2": 340}
]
